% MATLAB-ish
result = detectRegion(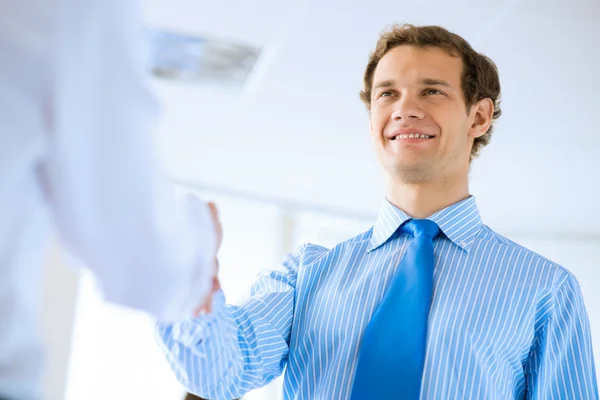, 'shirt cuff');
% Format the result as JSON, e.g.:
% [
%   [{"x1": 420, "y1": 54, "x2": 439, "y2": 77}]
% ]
[{"x1": 162, "y1": 290, "x2": 229, "y2": 354}]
